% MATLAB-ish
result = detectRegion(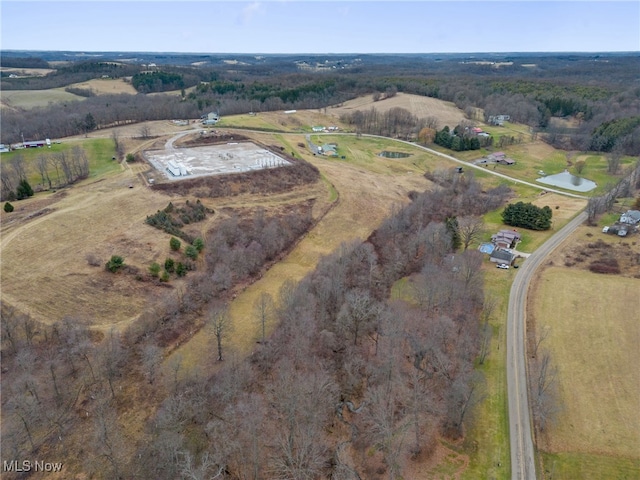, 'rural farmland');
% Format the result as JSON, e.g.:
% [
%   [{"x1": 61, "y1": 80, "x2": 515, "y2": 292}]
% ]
[{"x1": 1, "y1": 47, "x2": 639, "y2": 480}]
